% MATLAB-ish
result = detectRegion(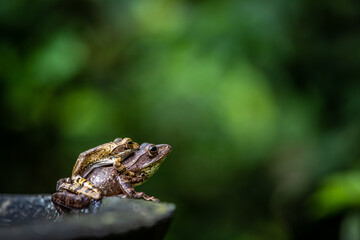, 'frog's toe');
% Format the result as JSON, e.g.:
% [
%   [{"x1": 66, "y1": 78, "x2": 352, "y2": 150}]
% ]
[{"x1": 150, "y1": 197, "x2": 160, "y2": 203}]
